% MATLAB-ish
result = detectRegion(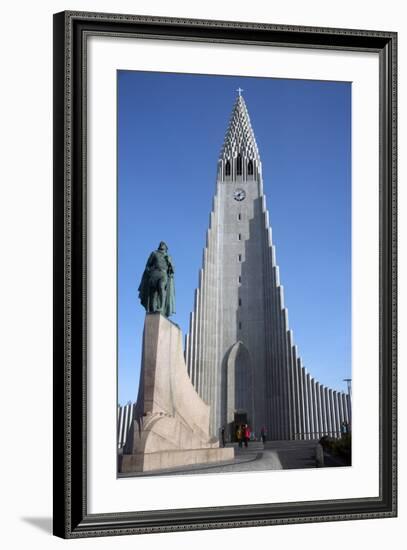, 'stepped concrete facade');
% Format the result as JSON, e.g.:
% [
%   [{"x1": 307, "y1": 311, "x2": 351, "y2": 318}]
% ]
[
  {"x1": 120, "y1": 313, "x2": 233, "y2": 473},
  {"x1": 185, "y1": 92, "x2": 351, "y2": 441}
]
